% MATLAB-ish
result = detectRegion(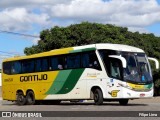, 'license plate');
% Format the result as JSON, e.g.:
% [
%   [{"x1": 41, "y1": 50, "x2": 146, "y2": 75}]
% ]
[{"x1": 140, "y1": 93, "x2": 145, "y2": 97}]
